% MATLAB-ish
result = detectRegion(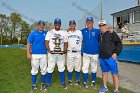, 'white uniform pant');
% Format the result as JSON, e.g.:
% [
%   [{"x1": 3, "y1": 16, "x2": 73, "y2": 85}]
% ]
[
  {"x1": 31, "y1": 54, "x2": 47, "y2": 75},
  {"x1": 47, "y1": 53, "x2": 65, "y2": 73},
  {"x1": 82, "y1": 53, "x2": 99, "y2": 73},
  {"x1": 67, "y1": 52, "x2": 81, "y2": 72}
]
